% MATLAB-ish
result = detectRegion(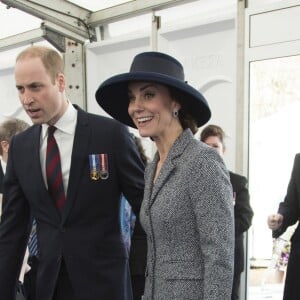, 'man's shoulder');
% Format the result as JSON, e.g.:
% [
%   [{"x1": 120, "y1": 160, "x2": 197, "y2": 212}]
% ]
[
  {"x1": 85, "y1": 110, "x2": 123, "y2": 126},
  {"x1": 294, "y1": 153, "x2": 300, "y2": 164}
]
